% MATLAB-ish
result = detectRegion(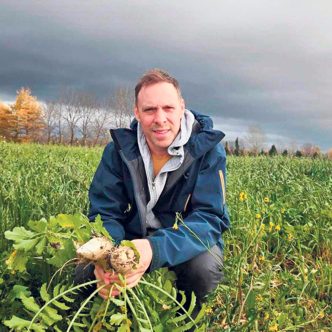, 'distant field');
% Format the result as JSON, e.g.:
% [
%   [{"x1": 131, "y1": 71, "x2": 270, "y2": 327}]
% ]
[{"x1": 0, "y1": 142, "x2": 331, "y2": 330}]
